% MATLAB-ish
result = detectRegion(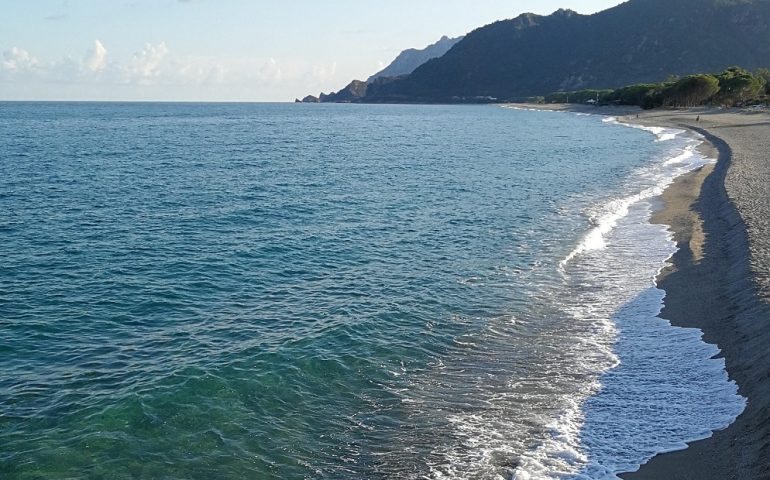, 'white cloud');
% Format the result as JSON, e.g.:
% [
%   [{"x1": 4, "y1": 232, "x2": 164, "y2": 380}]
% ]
[
  {"x1": 2, "y1": 47, "x2": 39, "y2": 72},
  {"x1": 176, "y1": 60, "x2": 222, "y2": 84},
  {"x1": 3, "y1": 41, "x2": 107, "y2": 81},
  {"x1": 257, "y1": 57, "x2": 282, "y2": 83},
  {"x1": 83, "y1": 40, "x2": 108, "y2": 72},
  {"x1": 44, "y1": 12, "x2": 68, "y2": 21},
  {"x1": 1, "y1": 40, "x2": 346, "y2": 100},
  {"x1": 126, "y1": 42, "x2": 169, "y2": 82},
  {"x1": 311, "y1": 61, "x2": 337, "y2": 83}
]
